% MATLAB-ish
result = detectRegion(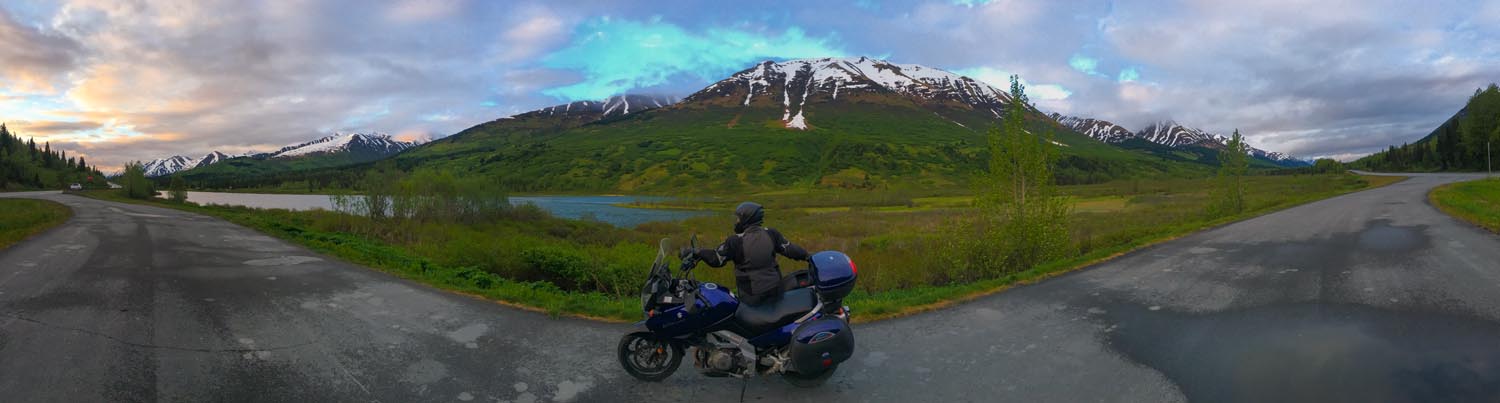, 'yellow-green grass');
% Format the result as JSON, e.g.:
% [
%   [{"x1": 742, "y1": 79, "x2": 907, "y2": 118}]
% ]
[
  {"x1": 68, "y1": 174, "x2": 1402, "y2": 323},
  {"x1": 836, "y1": 174, "x2": 1405, "y2": 321},
  {"x1": 1431, "y1": 178, "x2": 1500, "y2": 233},
  {"x1": 0, "y1": 199, "x2": 72, "y2": 250}
]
